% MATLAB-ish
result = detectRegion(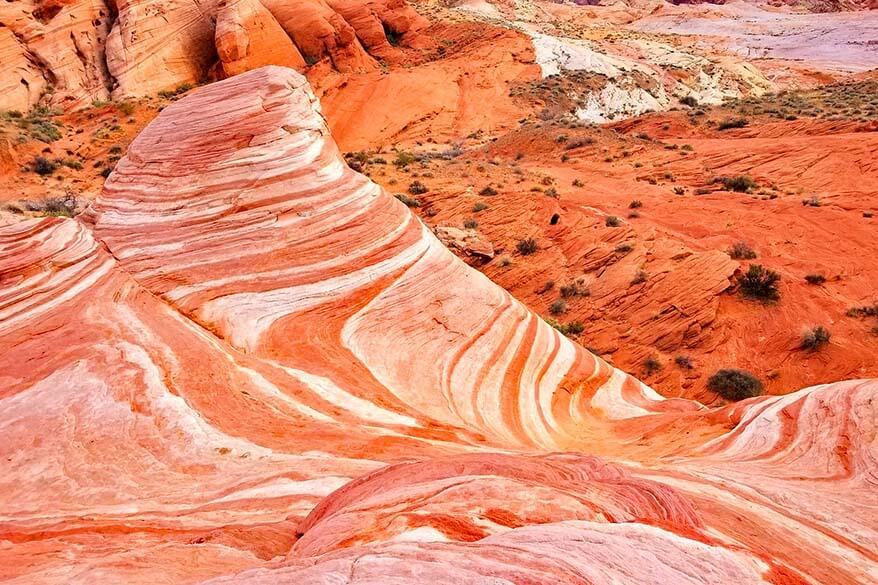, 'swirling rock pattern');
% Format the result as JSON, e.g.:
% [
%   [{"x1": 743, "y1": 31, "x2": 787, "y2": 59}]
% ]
[{"x1": 1, "y1": 67, "x2": 876, "y2": 584}]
